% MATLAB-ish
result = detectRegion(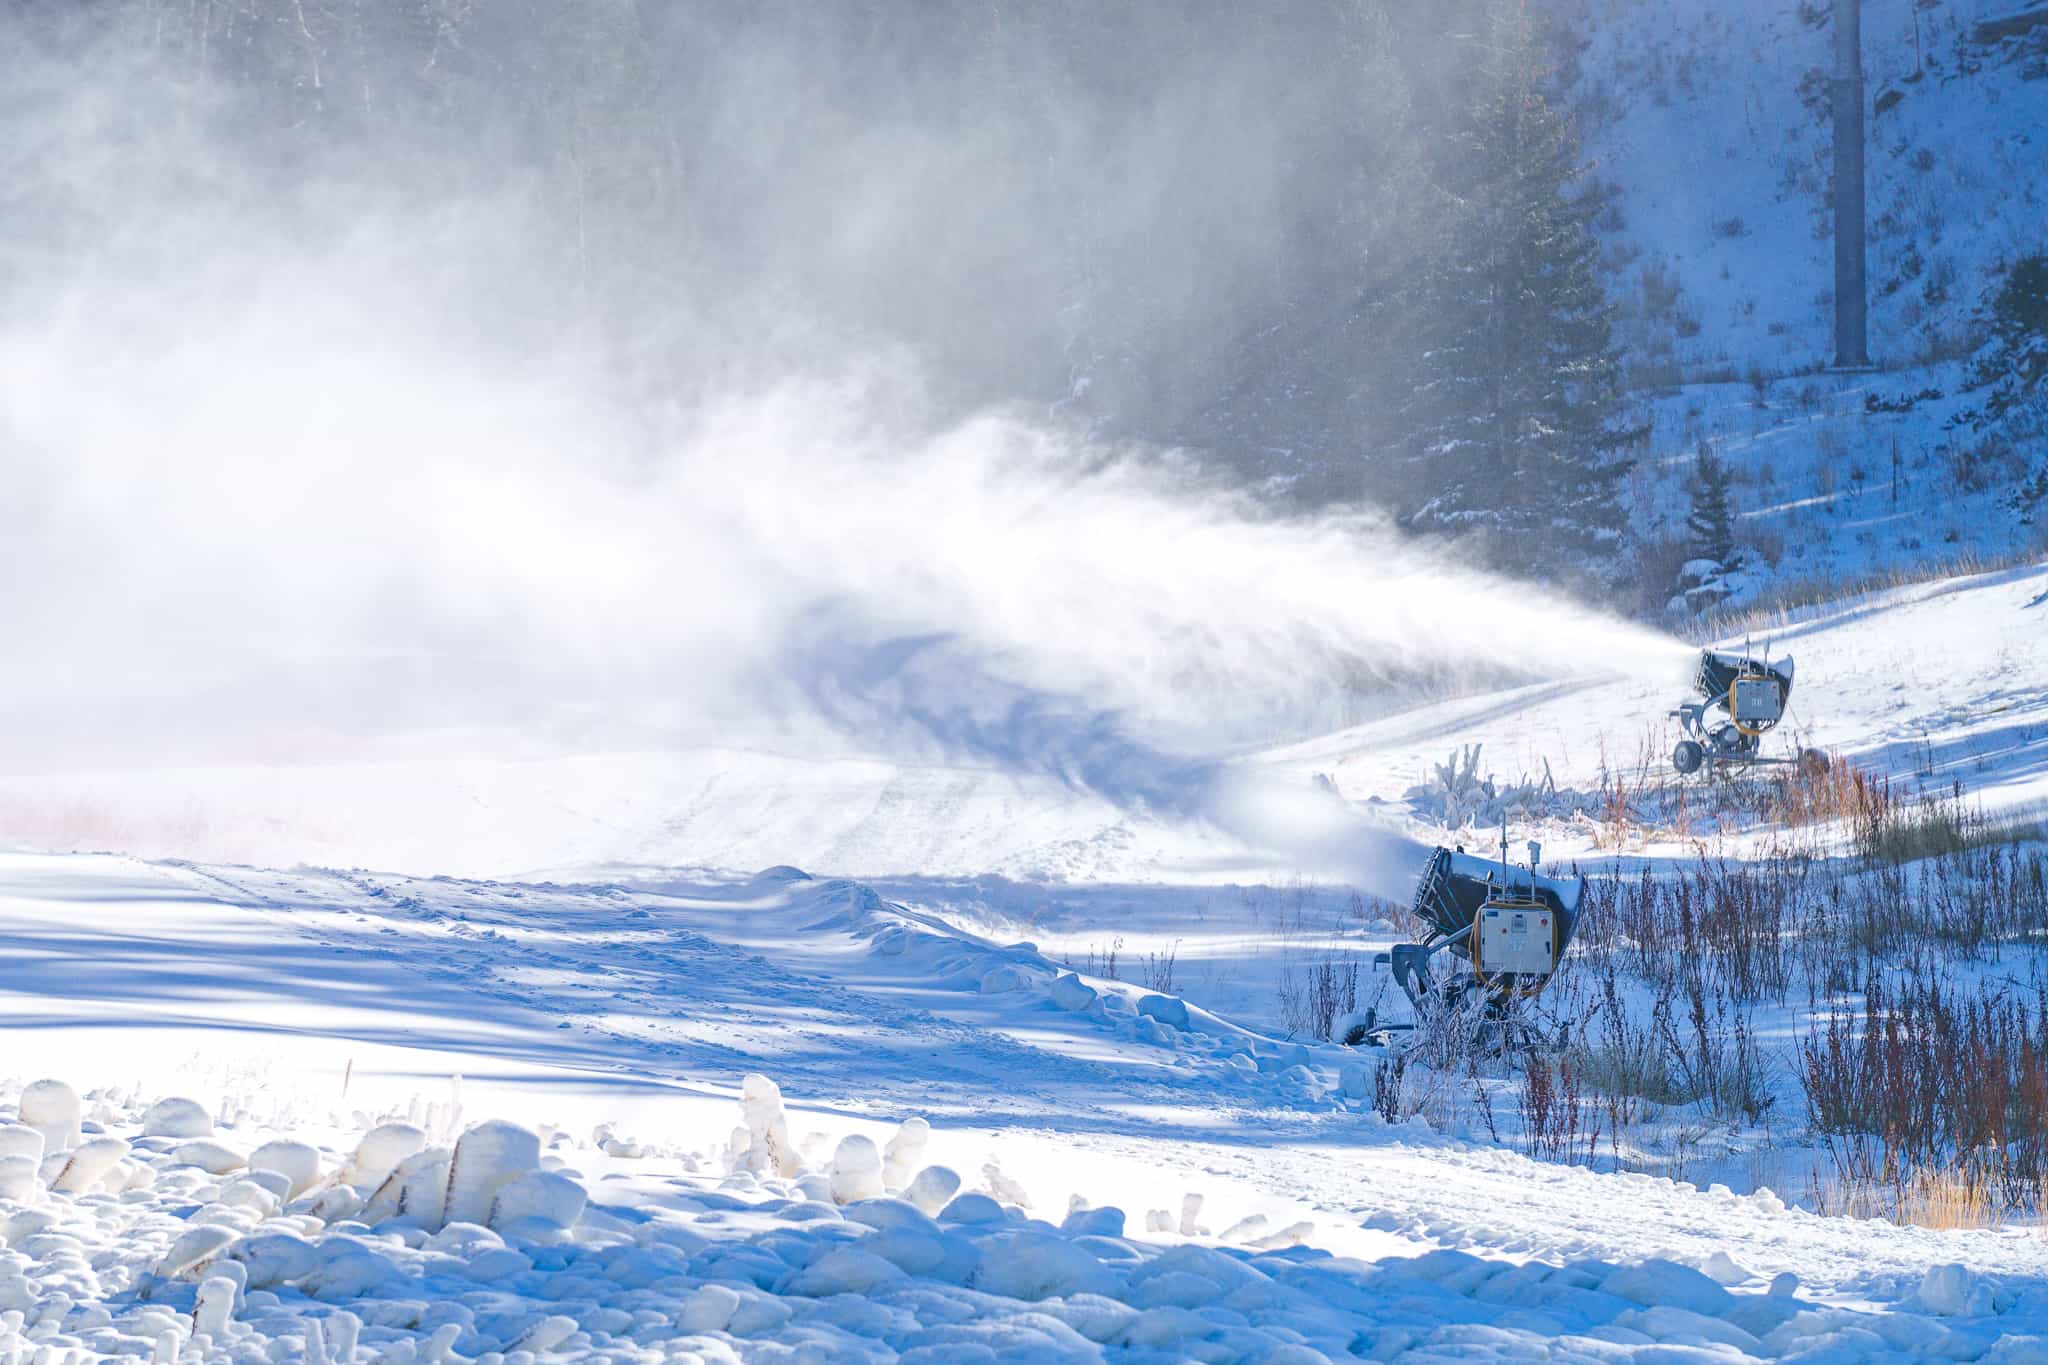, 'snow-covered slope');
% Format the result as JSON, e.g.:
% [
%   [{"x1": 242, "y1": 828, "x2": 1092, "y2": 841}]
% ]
[
  {"x1": 6, "y1": 850, "x2": 2048, "y2": 1362},
  {"x1": 0, "y1": 745, "x2": 1209, "y2": 886},
  {"x1": 1565, "y1": 0, "x2": 2048, "y2": 376},
  {"x1": 1277, "y1": 560, "x2": 2048, "y2": 844},
  {"x1": 3, "y1": 562, "x2": 2048, "y2": 1360}
]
